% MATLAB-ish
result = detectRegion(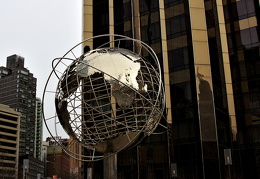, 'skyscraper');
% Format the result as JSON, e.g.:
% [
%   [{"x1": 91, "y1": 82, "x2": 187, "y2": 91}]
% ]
[
  {"x1": 0, "y1": 54, "x2": 37, "y2": 157},
  {"x1": 224, "y1": 1, "x2": 260, "y2": 178},
  {"x1": 82, "y1": 0, "x2": 260, "y2": 178}
]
